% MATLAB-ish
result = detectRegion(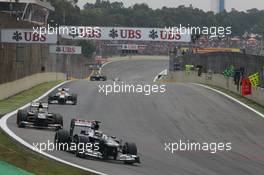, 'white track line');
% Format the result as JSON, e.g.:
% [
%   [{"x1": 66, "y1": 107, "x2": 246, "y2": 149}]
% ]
[
  {"x1": 98, "y1": 61, "x2": 114, "y2": 74},
  {"x1": 0, "y1": 80, "x2": 108, "y2": 175},
  {"x1": 153, "y1": 69, "x2": 167, "y2": 82},
  {"x1": 192, "y1": 83, "x2": 264, "y2": 118}
]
